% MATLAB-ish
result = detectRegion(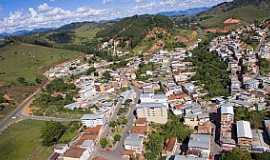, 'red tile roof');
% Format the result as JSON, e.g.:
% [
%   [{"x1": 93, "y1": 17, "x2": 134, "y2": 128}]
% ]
[
  {"x1": 64, "y1": 147, "x2": 85, "y2": 158},
  {"x1": 164, "y1": 137, "x2": 177, "y2": 152},
  {"x1": 131, "y1": 126, "x2": 147, "y2": 135}
]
